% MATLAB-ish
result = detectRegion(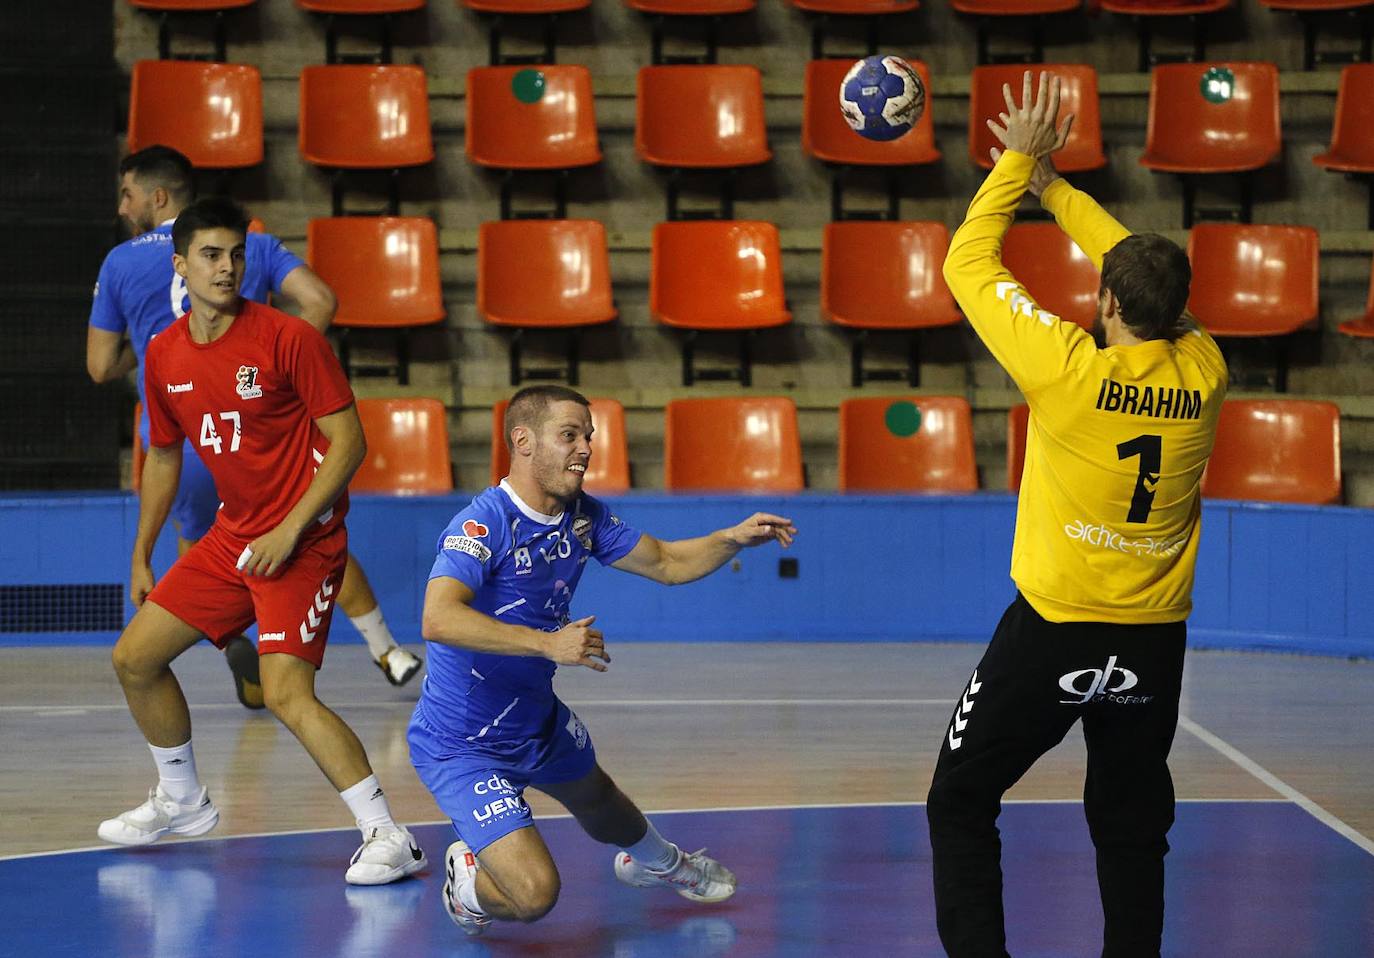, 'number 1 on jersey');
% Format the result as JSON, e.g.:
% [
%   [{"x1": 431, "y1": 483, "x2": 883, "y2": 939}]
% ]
[
  {"x1": 199, "y1": 411, "x2": 242, "y2": 455},
  {"x1": 1117, "y1": 434, "x2": 1161, "y2": 523}
]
